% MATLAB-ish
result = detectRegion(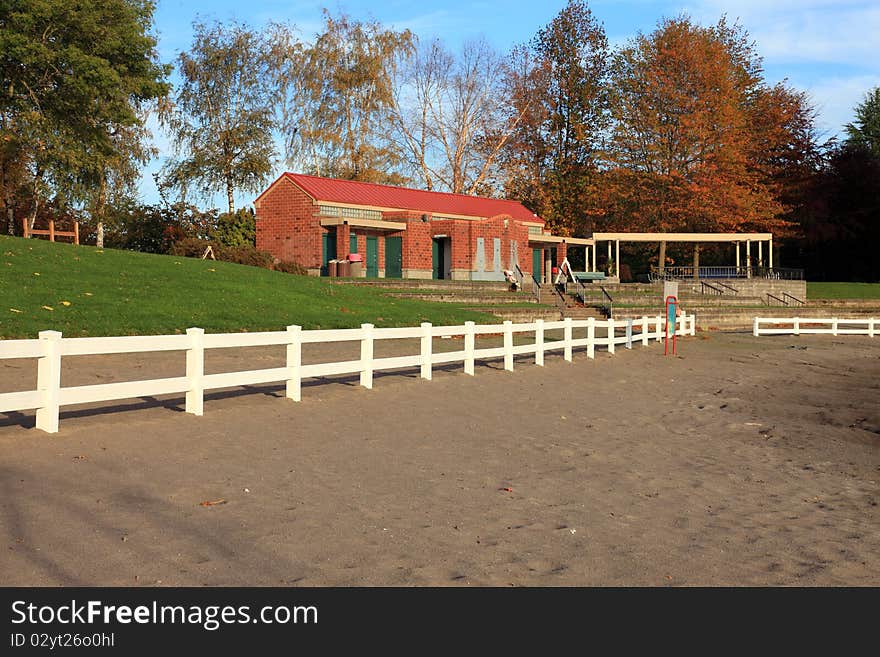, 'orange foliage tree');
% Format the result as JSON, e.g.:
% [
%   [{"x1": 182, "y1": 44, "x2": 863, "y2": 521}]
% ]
[{"x1": 600, "y1": 16, "x2": 817, "y2": 239}]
